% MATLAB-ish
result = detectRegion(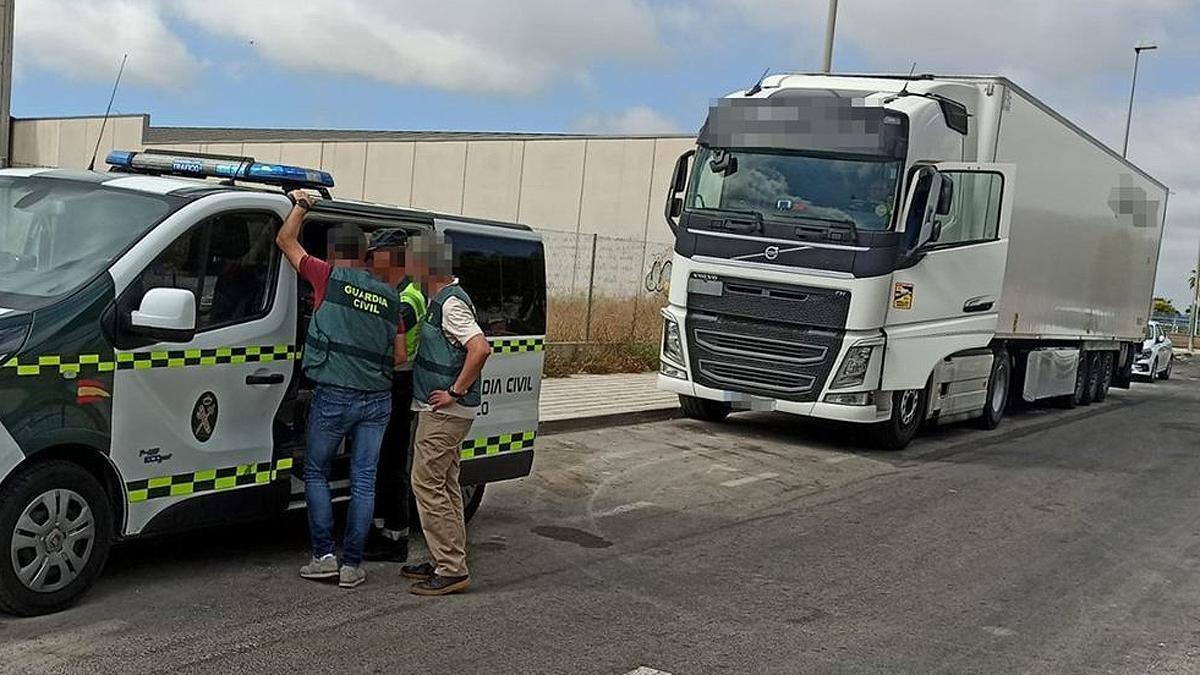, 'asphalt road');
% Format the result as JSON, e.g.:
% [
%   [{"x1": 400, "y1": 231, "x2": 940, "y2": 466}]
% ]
[{"x1": 3, "y1": 359, "x2": 1200, "y2": 674}]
